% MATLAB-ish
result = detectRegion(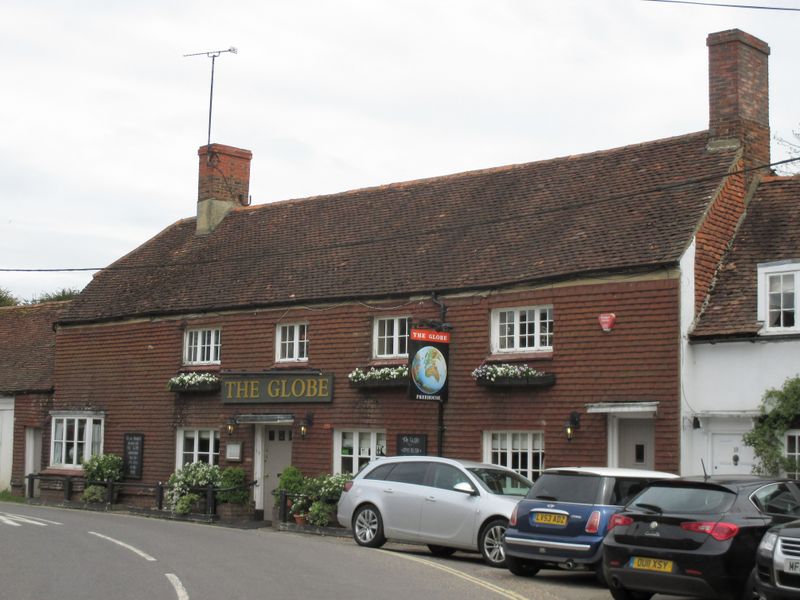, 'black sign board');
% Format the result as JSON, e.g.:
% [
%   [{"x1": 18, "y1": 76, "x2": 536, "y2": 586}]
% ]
[
  {"x1": 397, "y1": 434, "x2": 427, "y2": 456},
  {"x1": 408, "y1": 329, "x2": 450, "y2": 402},
  {"x1": 123, "y1": 433, "x2": 144, "y2": 480}
]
